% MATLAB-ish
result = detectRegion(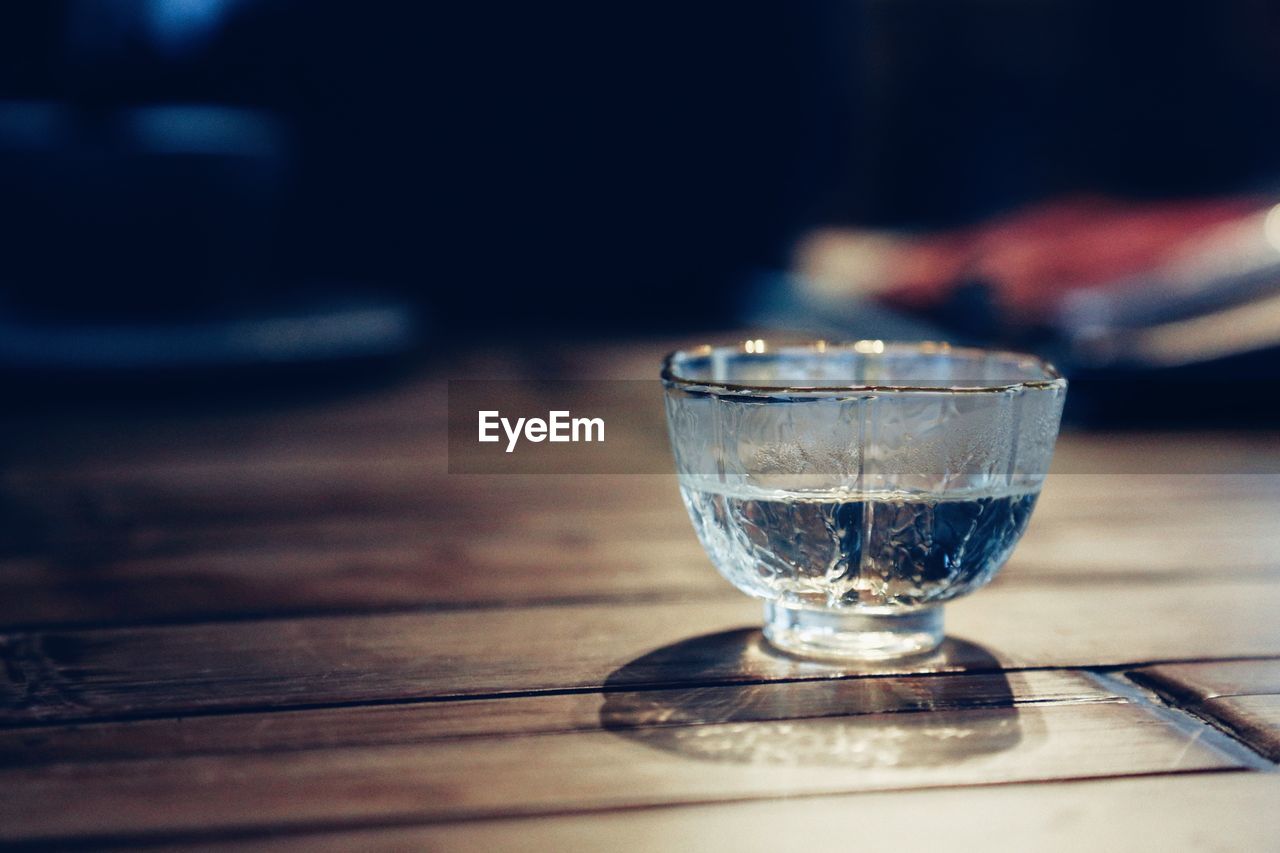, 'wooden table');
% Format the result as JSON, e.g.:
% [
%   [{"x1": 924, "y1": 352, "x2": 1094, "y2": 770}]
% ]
[{"x1": 2, "y1": 340, "x2": 1278, "y2": 850}]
